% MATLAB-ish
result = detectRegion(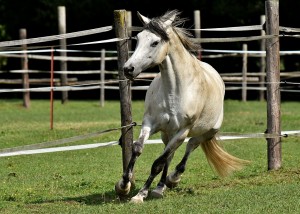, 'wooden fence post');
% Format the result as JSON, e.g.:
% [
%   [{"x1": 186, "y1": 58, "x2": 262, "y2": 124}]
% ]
[
  {"x1": 242, "y1": 44, "x2": 248, "y2": 102},
  {"x1": 114, "y1": 10, "x2": 134, "y2": 180},
  {"x1": 58, "y1": 6, "x2": 68, "y2": 104},
  {"x1": 260, "y1": 15, "x2": 266, "y2": 101},
  {"x1": 126, "y1": 11, "x2": 133, "y2": 99},
  {"x1": 194, "y1": 10, "x2": 201, "y2": 60},
  {"x1": 20, "y1": 28, "x2": 30, "y2": 108},
  {"x1": 126, "y1": 11, "x2": 132, "y2": 51},
  {"x1": 265, "y1": 0, "x2": 281, "y2": 170},
  {"x1": 100, "y1": 49, "x2": 105, "y2": 107},
  {"x1": 50, "y1": 47, "x2": 54, "y2": 130}
]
